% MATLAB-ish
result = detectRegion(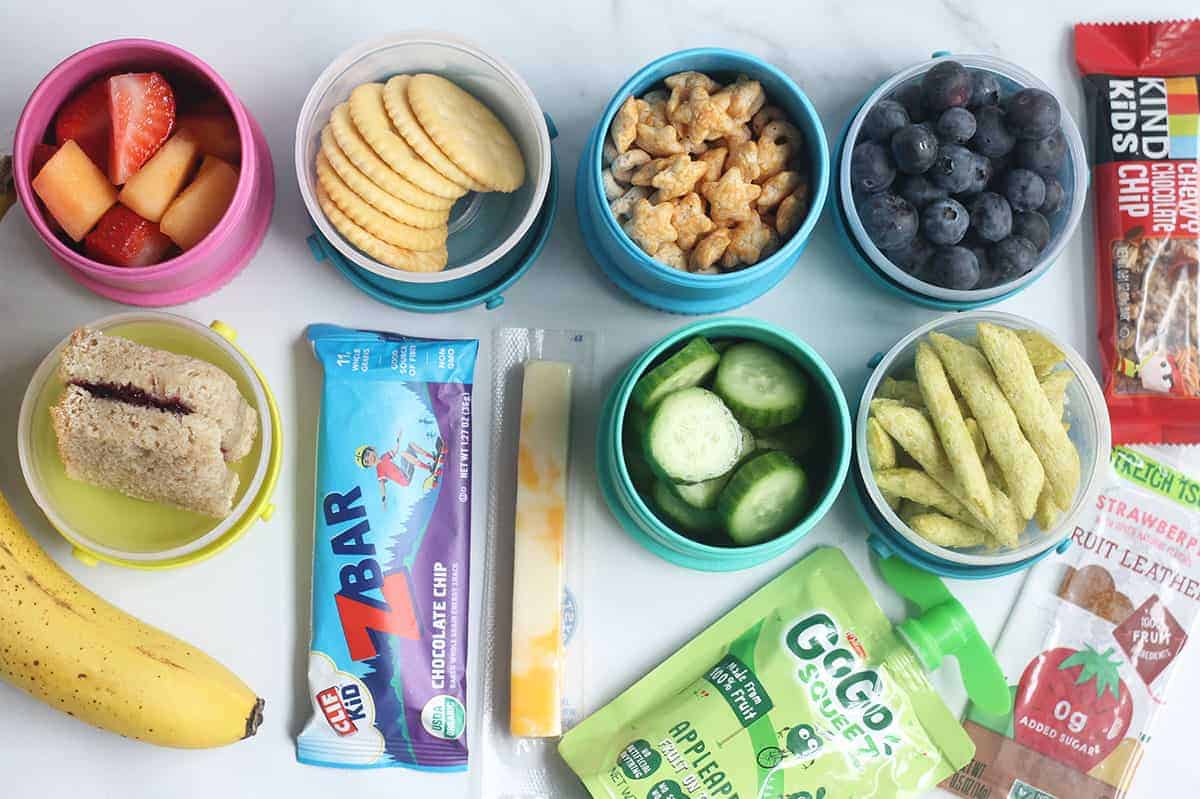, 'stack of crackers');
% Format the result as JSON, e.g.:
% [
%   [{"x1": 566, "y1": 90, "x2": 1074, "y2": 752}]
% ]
[{"x1": 316, "y1": 74, "x2": 525, "y2": 273}]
